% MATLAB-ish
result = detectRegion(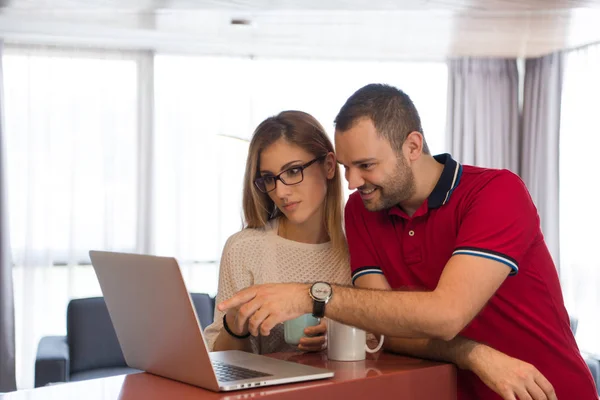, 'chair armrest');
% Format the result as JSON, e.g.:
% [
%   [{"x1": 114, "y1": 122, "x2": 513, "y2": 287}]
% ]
[
  {"x1": 35, "y1": 336, "x2": 70, "y2": 387},
  {"x1": 582, "y1": 353, "x2": 600, "y2": 395}
]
